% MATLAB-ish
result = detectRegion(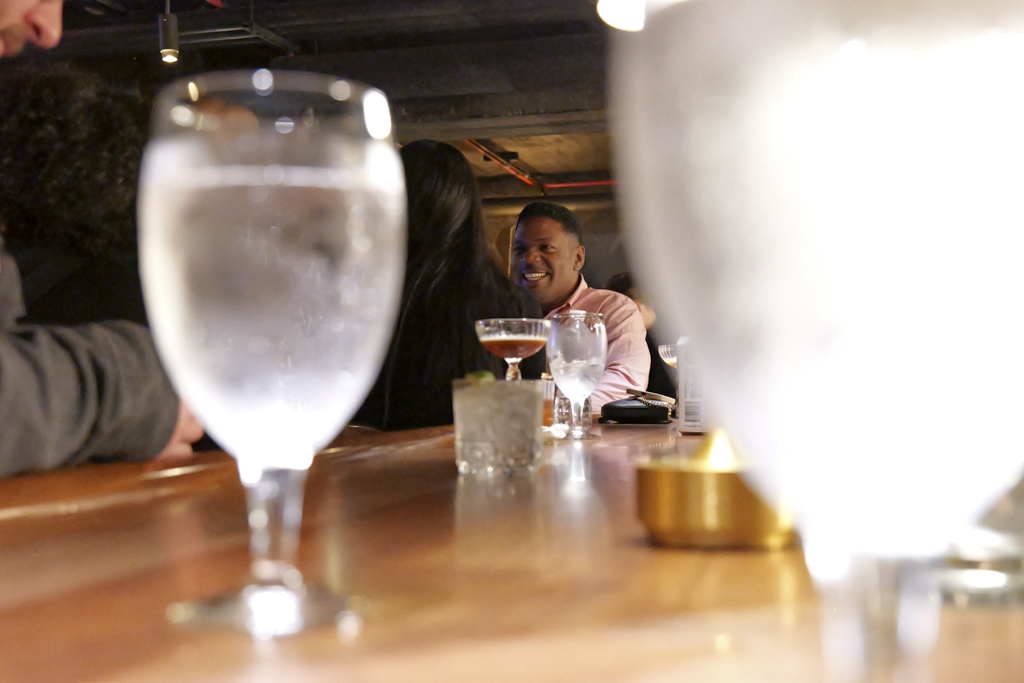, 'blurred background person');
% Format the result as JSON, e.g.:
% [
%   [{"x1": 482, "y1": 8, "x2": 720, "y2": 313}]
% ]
[
  {"x1": 0, "y1": 64, "x2": 149, "y2": 327},
  {"x1": 0, "y1": 11, "x2": 201, "y2": 475},
  {"x1": 604, "y1": 271, "x2": 675, "y2": 398},
  {"x1": 352, "y1": 140, "x2": 541, "y2": 431}
]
